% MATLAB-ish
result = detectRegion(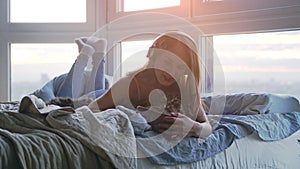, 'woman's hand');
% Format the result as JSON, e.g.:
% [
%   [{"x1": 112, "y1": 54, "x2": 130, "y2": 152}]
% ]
[{"x1": 150, "y1": 112, "x2": 203, "y2": 141}]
